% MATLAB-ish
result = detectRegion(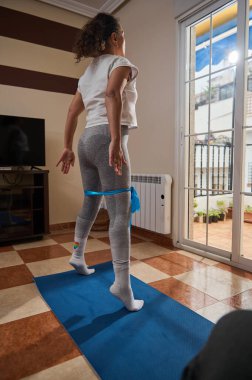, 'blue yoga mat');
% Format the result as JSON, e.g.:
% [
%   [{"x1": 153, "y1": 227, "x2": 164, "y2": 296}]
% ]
[{"x1": 34, "y1": 261, "x2": 214, "y2": 380}]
